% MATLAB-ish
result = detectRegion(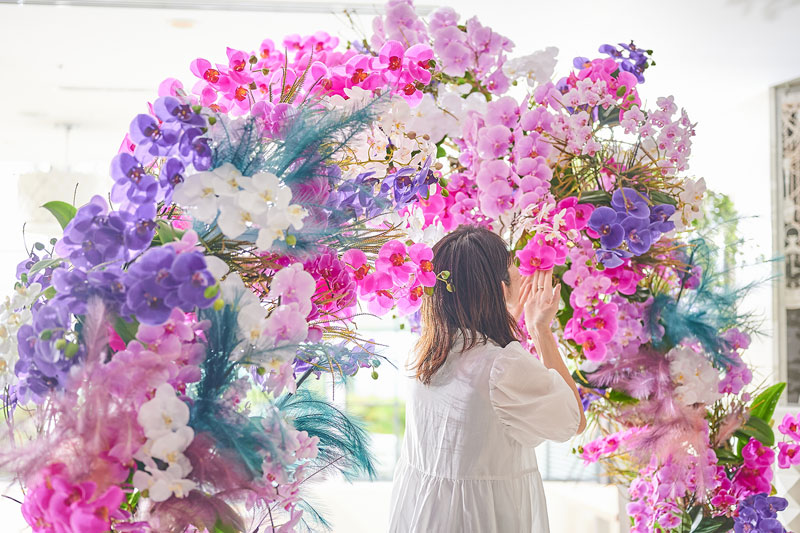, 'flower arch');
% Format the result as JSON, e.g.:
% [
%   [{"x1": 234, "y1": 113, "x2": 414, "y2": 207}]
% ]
[{"x1": 0, "y1": 1, "x2": 793, "y2": 532}]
